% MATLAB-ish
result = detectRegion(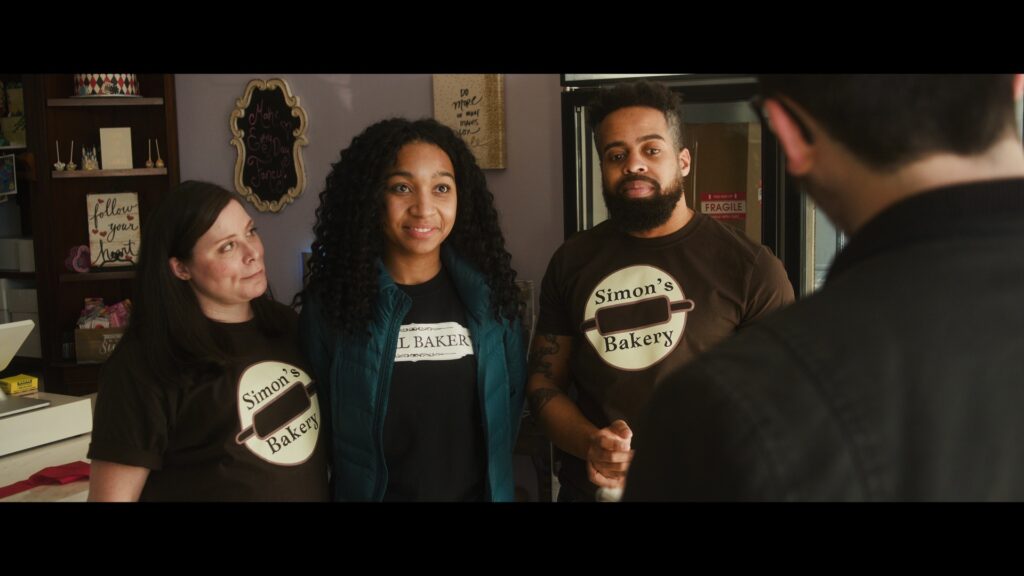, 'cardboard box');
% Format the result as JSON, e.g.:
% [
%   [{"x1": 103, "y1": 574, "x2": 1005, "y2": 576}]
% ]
[
  {"x1": 0, "y1": 373, "x2": 38, "y2": 395},
  {"x1": 0, "y1": 277, "x2": 31, "y2": 309},
  {"x1": 74, "y1": 327, "x2": 125, "y2": 363},
  {"x1": 0, "y1": 238, "x2": 17, "y2": 270},
  {"x1": 14, "y1": 239, "x2": 33, "y2": 272},
  {"x1": 0, "y1": 238, "x2": 32, "y2": 271},
  {"x1": 6, "y1": 287, "x2": 36, "y2": 313}
]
